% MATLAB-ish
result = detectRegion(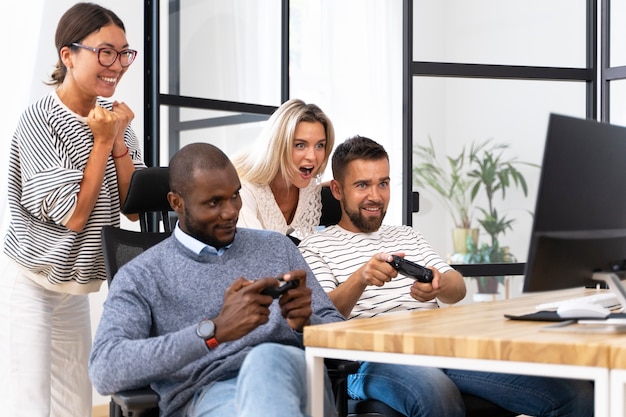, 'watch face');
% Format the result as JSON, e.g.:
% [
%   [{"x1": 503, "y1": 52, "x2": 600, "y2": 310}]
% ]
[{"x1": 197, "y1": 320, "x2": 215, "y2": 338}]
